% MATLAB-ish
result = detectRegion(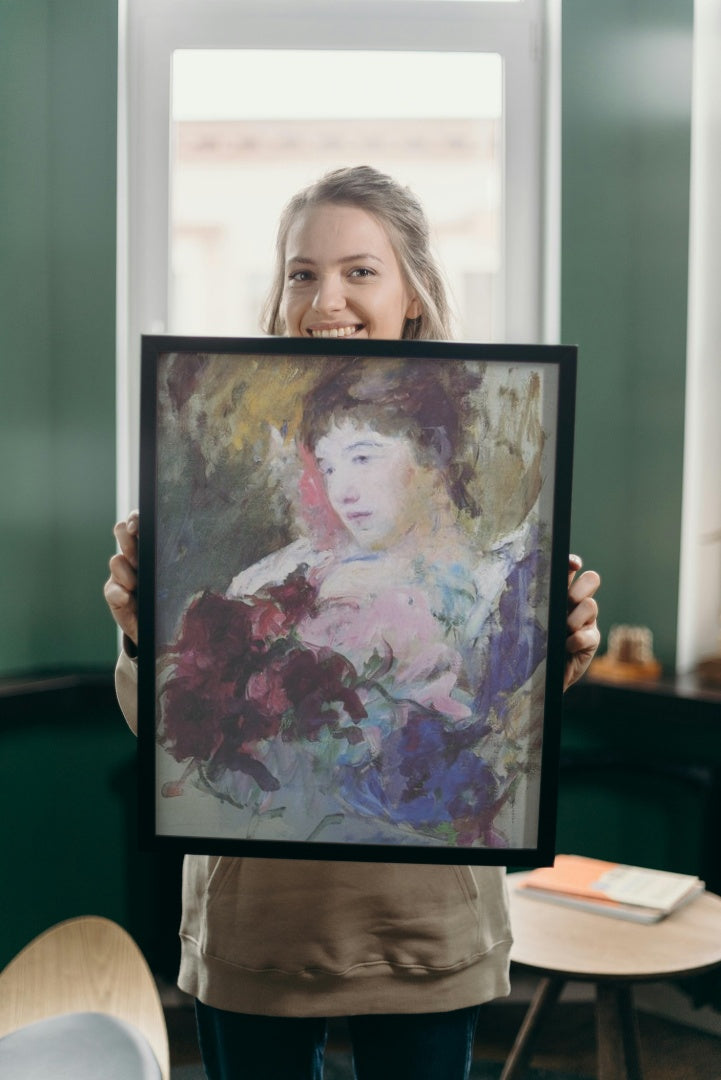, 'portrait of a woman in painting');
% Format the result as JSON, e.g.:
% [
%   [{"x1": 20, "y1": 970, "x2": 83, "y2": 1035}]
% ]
[{"x1": 153, "y1": 351, "x2": 550, "y2": 853}]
